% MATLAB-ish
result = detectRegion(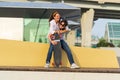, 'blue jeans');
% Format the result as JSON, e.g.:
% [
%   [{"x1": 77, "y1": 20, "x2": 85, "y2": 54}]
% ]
[
  {"x1": 46, "y1": 43, "x2": 53, "y2": 63},
  {"x1": 46, "y1": 40, "x2": 74, "y2": 64}
]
